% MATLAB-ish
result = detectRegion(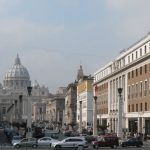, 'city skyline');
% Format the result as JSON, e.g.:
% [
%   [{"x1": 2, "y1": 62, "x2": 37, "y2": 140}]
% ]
[{"x1": 0, "y1": 0, "x2": 150, "y2": 93}]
